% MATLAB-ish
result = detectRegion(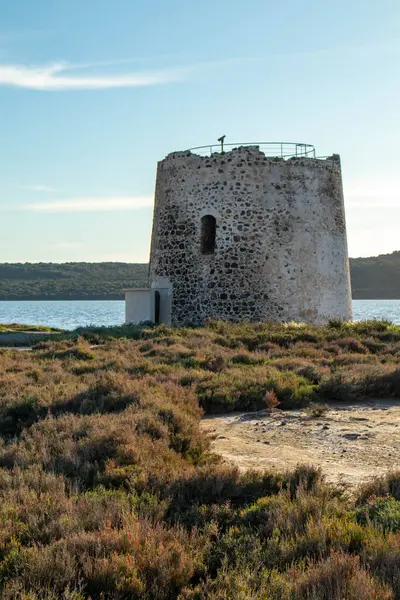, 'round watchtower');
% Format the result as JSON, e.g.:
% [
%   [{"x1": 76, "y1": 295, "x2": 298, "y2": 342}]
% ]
[{"x1": 149, "y1": 142, "x2": 352, "y2": 326}]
